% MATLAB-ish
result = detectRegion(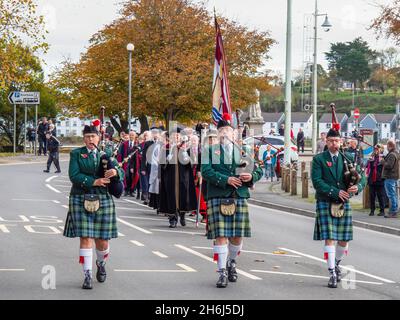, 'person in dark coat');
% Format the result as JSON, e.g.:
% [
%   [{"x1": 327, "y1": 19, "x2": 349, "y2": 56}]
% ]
[
  {"x1": 43, "y1": 131, "x2": 61, "y2": 173},
  {"x1": 158, "y1": 128, "x2": 197, "y2": 228},
  {"x1": 37, "y1": 117, "x2": 49, "y2": 155},
  {"x1": 296, "y1": 128, "x2": 305, "y2": 154},
  {"x1": 365, "y1": 145, "x2": 386, "y2": 216}
]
